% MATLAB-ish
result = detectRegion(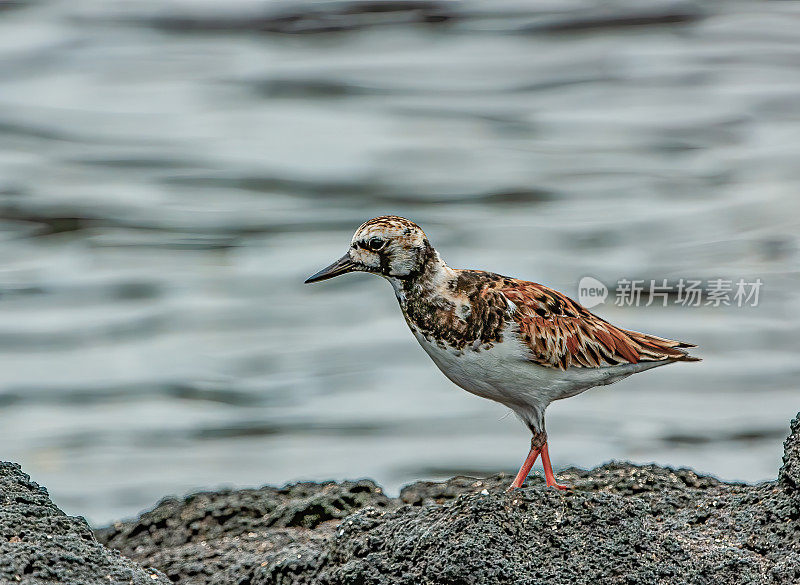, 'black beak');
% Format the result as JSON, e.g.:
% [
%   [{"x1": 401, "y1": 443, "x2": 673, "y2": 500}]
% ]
[{"x1": 304, "y1": 254, "x2": 357, "y2": 284}]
